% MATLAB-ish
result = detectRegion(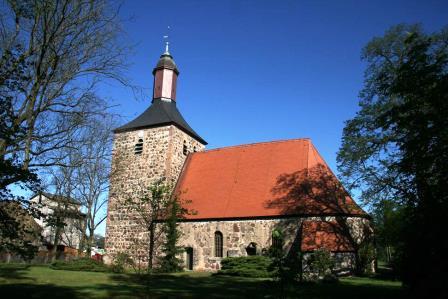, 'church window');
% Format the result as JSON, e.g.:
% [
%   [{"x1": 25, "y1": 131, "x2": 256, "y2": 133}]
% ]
[
  {"x1": 193, "y1": 146, "x2": 197, "y2": 152},
  {"x1": 214, "y1": 231, "x2": 223, "y2": 257},
  {"x1": 134, "y1": 139, "x2": 144, "y2": 155},
  {"x1": 183, "y1": 141, "x2": 188, "y2": 156}
]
